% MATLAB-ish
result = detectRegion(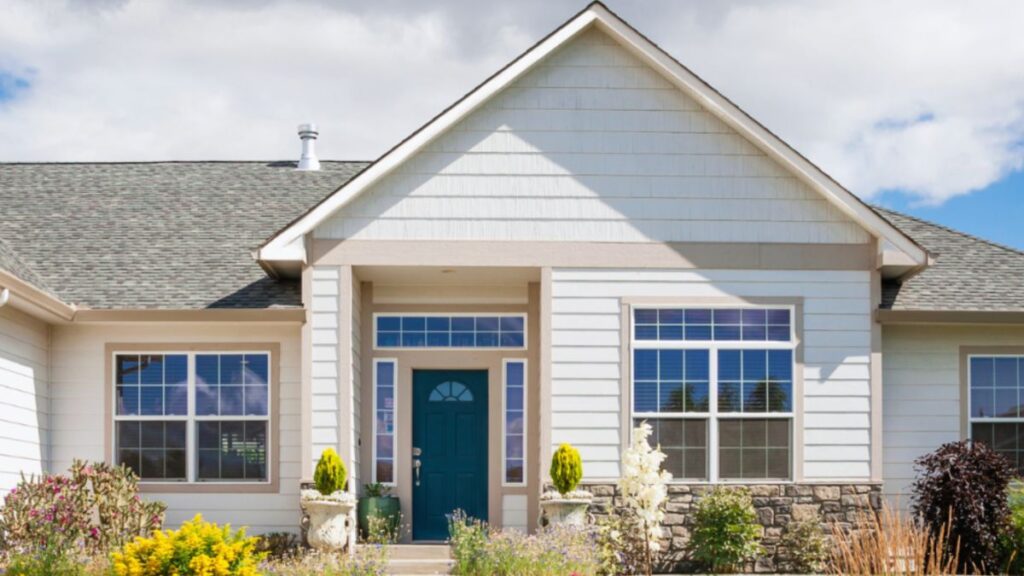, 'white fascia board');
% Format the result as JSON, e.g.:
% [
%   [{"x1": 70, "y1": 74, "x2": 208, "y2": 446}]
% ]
[
  {"x1": 588, "y1": 4, "x2": 927, "y2": 266},
  {"x1": 257, "y1": 8, "x2": 600, "y2": 264}
]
